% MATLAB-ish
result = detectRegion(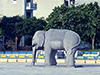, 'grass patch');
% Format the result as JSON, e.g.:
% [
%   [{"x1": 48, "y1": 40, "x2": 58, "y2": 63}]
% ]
[{"x1": 78, "y1": 49, "x2": 100, "y2": 54}]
